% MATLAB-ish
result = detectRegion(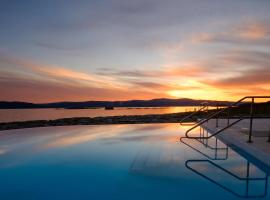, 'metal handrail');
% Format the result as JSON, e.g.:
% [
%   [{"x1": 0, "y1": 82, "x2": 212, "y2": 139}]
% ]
[
  {"x1": 186, "y1": 118, "x2": 244, "y2": 140},
  {"x1": 179, "y1": 102, "x2": 209, "y2": 125},
  {"x1": 184, "y1": 96, "x2": 270, "y2": 142}
]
